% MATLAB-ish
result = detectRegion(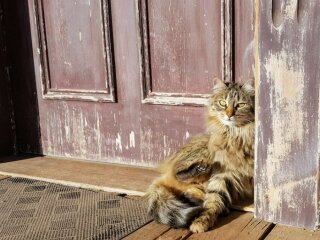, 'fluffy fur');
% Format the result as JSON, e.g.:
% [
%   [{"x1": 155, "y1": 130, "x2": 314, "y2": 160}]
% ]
[{"x1": 145, "y1": 78, "x2": 255, "y2": 233}]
